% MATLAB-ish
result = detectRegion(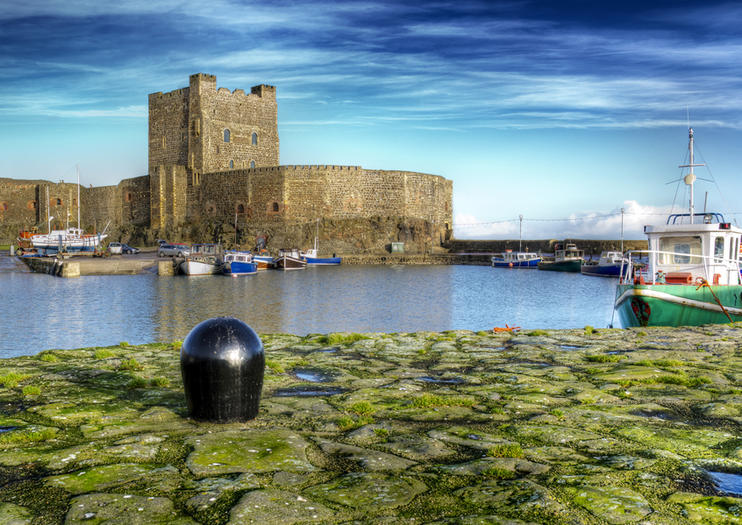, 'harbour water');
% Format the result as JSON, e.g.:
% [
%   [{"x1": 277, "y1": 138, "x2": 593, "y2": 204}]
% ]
[{"x1": 0, "y1": 254, "x2": 617, "y2": 358}]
